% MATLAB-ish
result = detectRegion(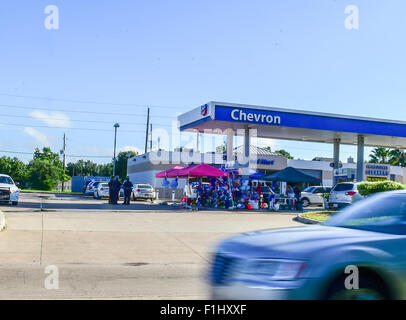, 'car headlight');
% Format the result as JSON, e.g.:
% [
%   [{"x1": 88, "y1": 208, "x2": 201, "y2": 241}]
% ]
[{"x1": 236, "y1": 259, "x2": 306, "y2": 281}]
